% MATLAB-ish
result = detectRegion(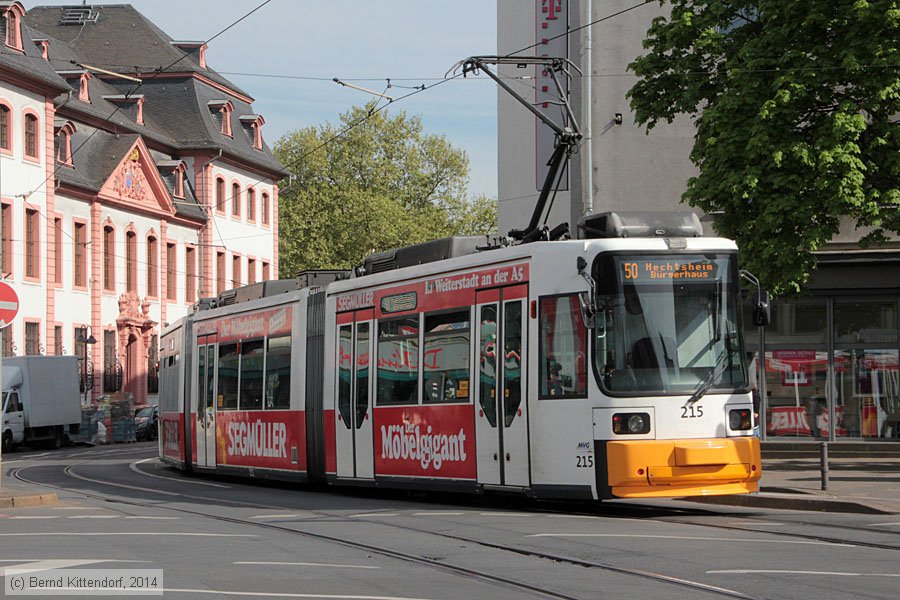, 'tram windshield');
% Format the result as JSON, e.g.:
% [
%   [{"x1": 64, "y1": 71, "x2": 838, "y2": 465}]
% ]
[{"x1": 594, "y1": 253, "x2": 747, "y2": 395}]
